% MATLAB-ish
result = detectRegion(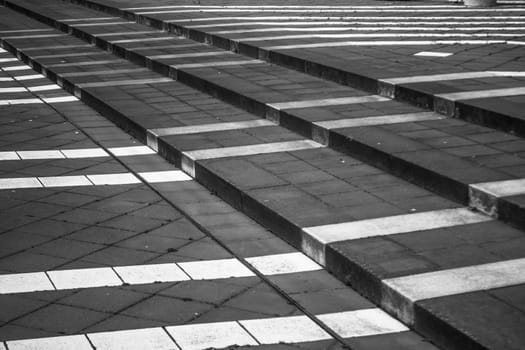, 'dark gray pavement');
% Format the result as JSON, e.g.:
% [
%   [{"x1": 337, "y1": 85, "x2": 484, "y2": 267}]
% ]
[{"x1": 0, "y1": 1, "x2": 524, "y2": 349}]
